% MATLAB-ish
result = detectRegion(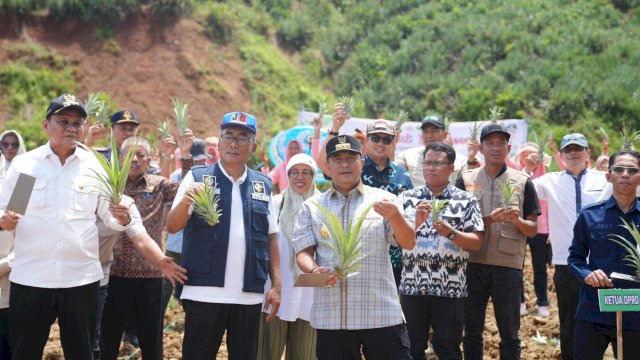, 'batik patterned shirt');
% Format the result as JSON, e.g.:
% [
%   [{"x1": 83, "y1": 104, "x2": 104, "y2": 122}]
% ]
[{"x1": 398, "y1": 184, "x2": 483, "y2": 298}]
